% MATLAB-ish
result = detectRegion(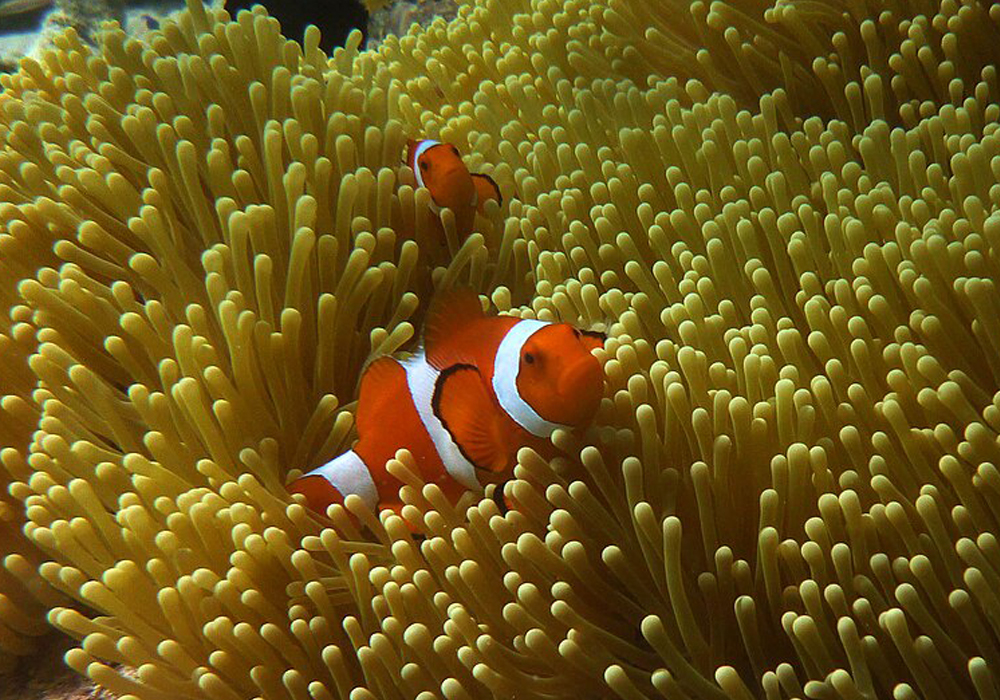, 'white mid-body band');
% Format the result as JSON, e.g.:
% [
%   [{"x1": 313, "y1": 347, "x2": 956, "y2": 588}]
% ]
[
  {"x1": 307, "y1": 450, "x2": 378, "y2": 510},
  {"x1": 403, "y1": 352, "x2": 481, "y2": 490},
  {"x1": 492, "y1": 319, "x2": 571, "y2": 438}
]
